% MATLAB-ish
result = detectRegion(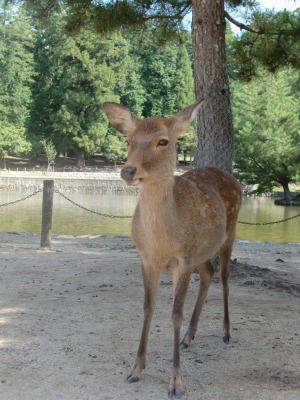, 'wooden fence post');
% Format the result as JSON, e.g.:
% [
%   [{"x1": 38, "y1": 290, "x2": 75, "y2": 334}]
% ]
[{"x1": 40, "y1": 180, "x2": 54, "y2": 248}]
